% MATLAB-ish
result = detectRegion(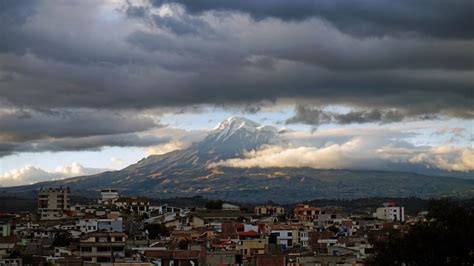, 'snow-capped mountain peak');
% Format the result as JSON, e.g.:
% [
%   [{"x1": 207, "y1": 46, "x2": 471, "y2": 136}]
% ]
[
  {"x1": 210, "y1": 117, "x2": 277, "y2": 143},
  {"x1": 213, "y1": 116, "x2": 259, "y2": 131}
]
